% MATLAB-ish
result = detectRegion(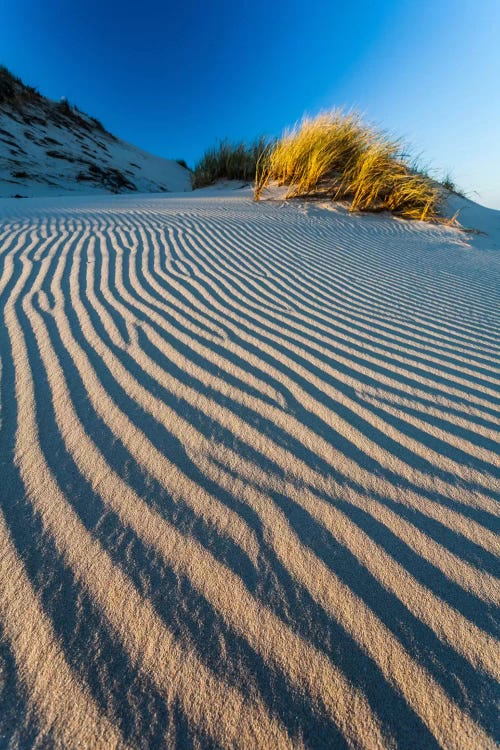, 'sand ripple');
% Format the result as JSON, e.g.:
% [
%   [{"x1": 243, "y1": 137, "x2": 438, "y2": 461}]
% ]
[{"x1": 0, "y1": 191, "x2": 498, "y2": 749}]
